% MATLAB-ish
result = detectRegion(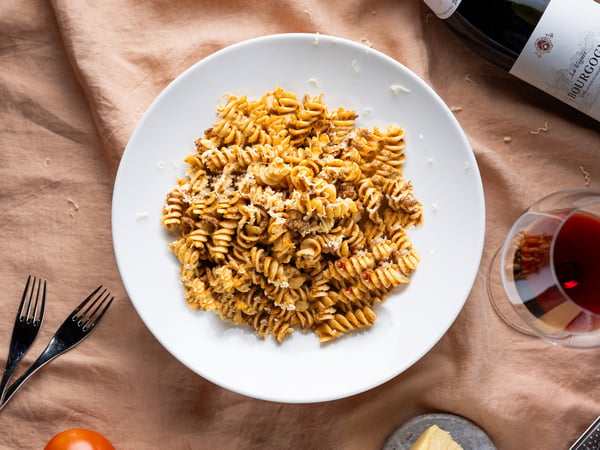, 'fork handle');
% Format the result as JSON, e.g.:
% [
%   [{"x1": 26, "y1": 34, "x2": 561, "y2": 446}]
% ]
[
  {"x1": 0, "y1": 361, "x2": 18, "y2": 404},
  {"x1": 0, "y1": 340, "x2": 34, "y2": 403},
  {"x1": 0, "y1": 339, "x2": 66, "y2": 410}
]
